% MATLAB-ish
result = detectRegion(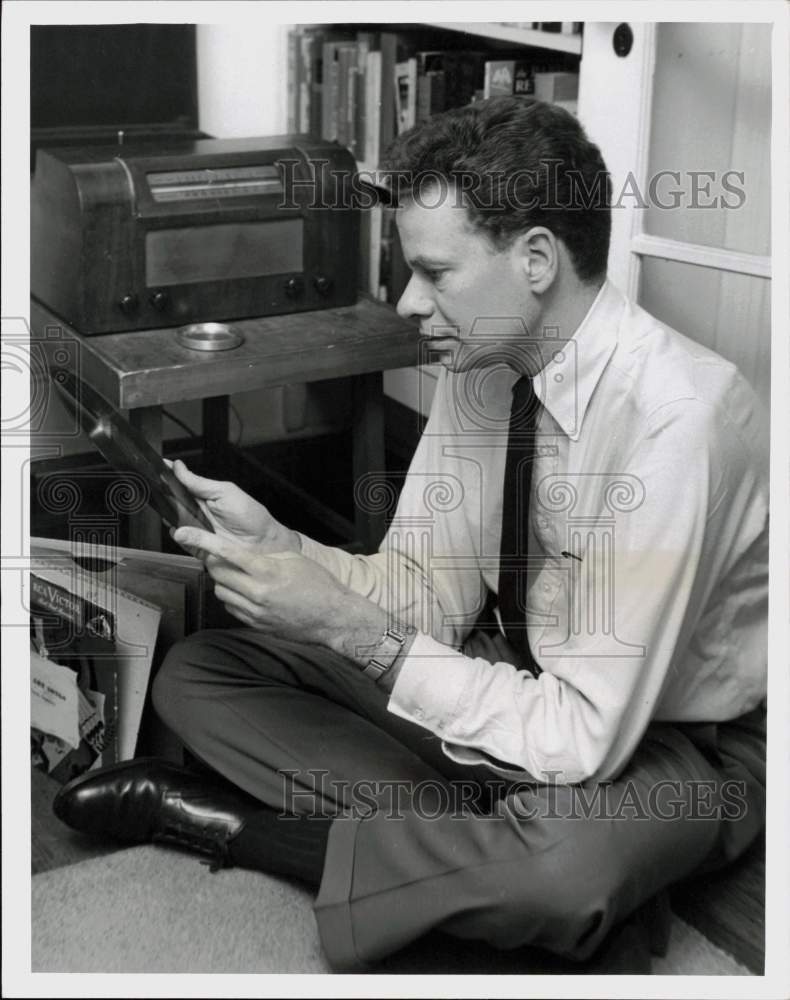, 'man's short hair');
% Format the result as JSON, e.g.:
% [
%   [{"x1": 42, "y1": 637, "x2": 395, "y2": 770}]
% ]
[{"x1": 382, "y1": 97, "x2": 612, "y2": 284}]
